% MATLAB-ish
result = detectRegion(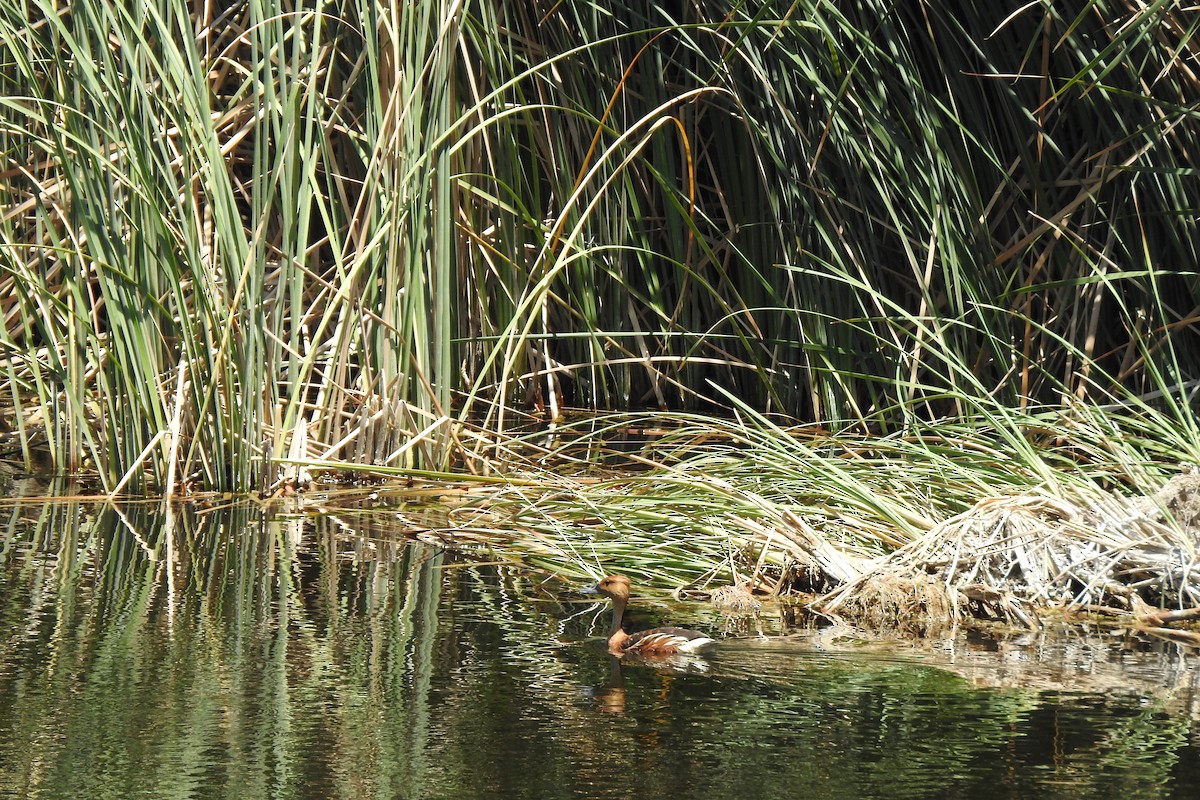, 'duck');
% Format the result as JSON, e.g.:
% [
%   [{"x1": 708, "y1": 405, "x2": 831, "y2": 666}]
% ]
[{"x1": 581, "y1": 575, "x2": 717, "y2": 656}]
